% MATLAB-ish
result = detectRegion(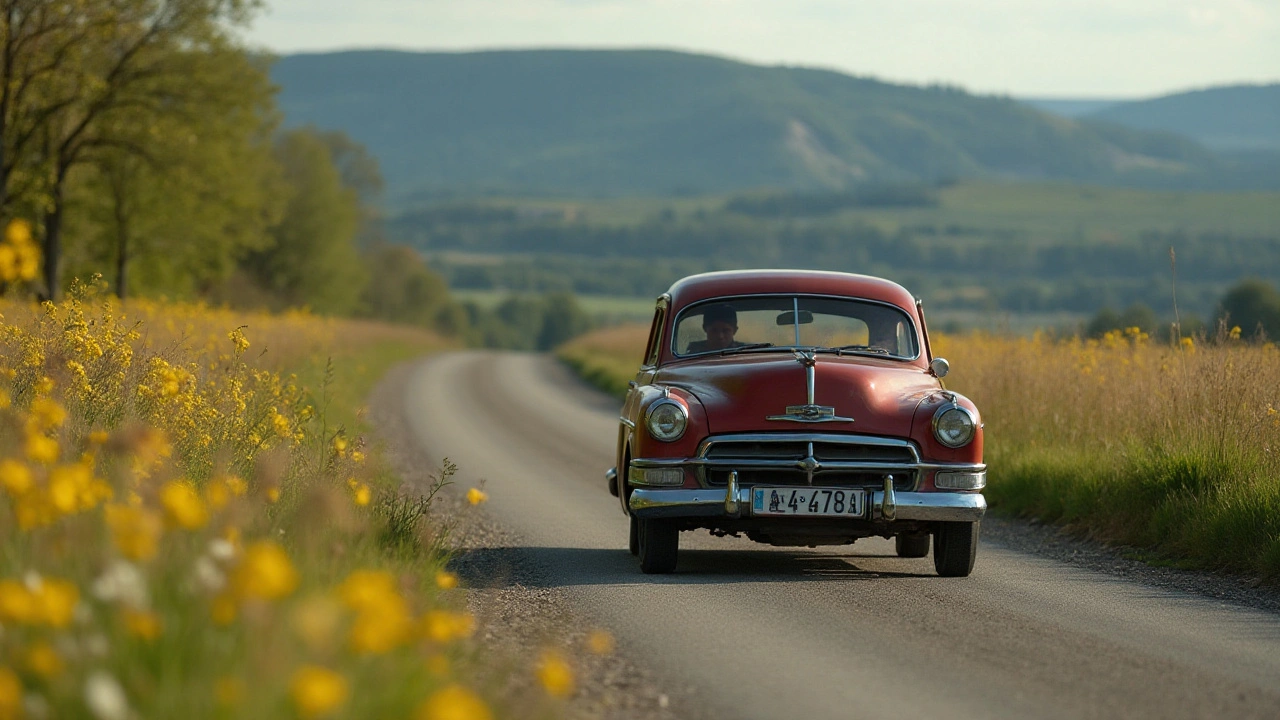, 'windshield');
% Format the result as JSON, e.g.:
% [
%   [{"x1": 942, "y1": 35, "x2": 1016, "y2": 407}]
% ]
[{"x1": 671, "y1": 295, "x2": 919, "y2": 359}]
